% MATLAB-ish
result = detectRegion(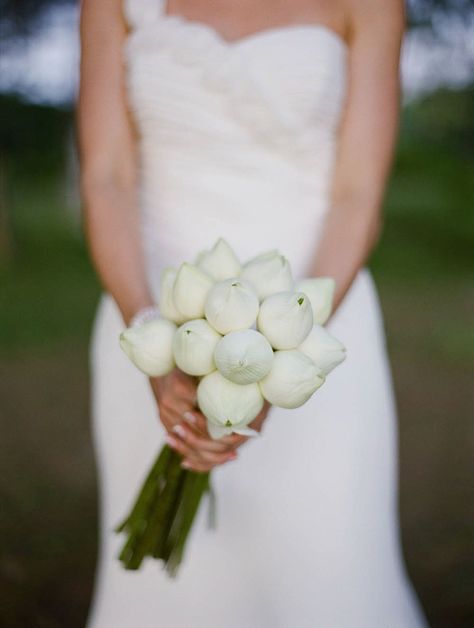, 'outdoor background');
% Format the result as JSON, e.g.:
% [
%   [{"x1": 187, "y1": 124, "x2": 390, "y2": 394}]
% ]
[{"x1": 1, "y1": 1, "x2": 473, "y2": 626}]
